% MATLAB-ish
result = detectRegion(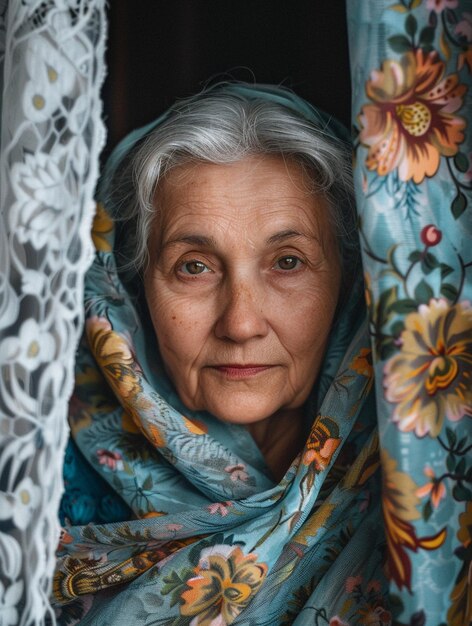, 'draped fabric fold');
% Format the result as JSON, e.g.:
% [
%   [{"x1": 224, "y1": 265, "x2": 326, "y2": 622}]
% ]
[
  {"x1": 0, "y1": 1, "x2": 107, "y2": 623},
  {"x1": 347, "y1": 1, "x2": 472, "y2": 624},
  {"x1": 53, "y1": 85, "x2": 390, "y2": 625}
]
